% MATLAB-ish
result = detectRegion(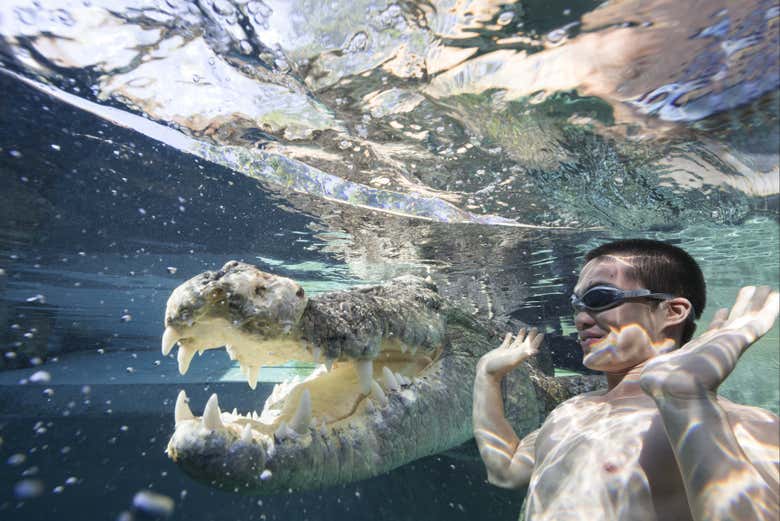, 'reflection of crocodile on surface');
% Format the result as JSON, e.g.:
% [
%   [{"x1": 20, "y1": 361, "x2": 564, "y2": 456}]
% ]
[
  {"x1": 161, "y1": 260, "x2": 603, "y2": 492},
  {"x1": 0, "y1": 0, "x2": 777, "y2": 232}
]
